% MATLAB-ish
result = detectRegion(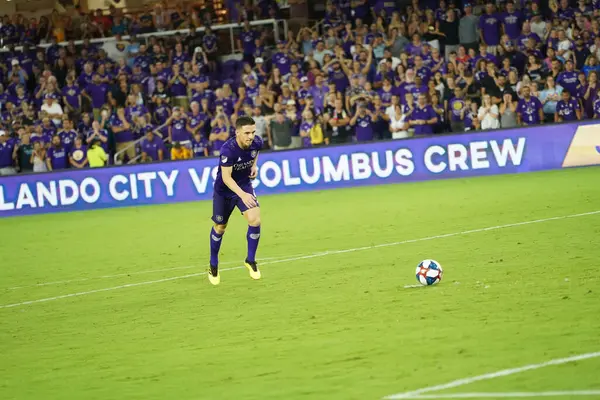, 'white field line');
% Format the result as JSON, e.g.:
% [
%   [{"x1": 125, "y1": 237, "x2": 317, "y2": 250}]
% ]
[
  {"x1": 1, "y1": 210, "x2": 599, "y2": 310},
  {"x1": 402, "y1": 391, "x2": 600, "y2": 398},
  {"x1": 3, "y1": 254, "x2": 305, "y2": 291},
  {"x1": 384, "y1": 352, "x2": 600, "y2": 399}
]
